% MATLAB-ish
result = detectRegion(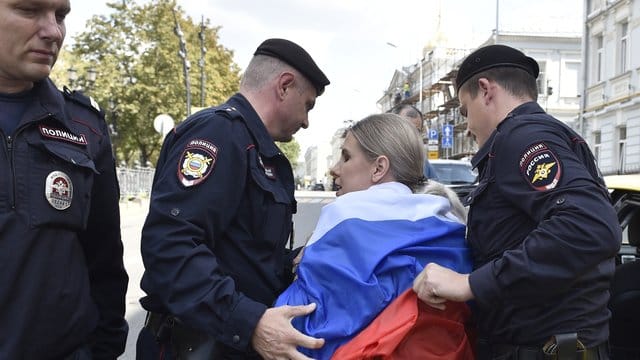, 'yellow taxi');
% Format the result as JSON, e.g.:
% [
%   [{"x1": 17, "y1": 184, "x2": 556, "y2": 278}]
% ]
[{"x1": 604, "y1": 174, "x2": 640, "y2": 263}]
